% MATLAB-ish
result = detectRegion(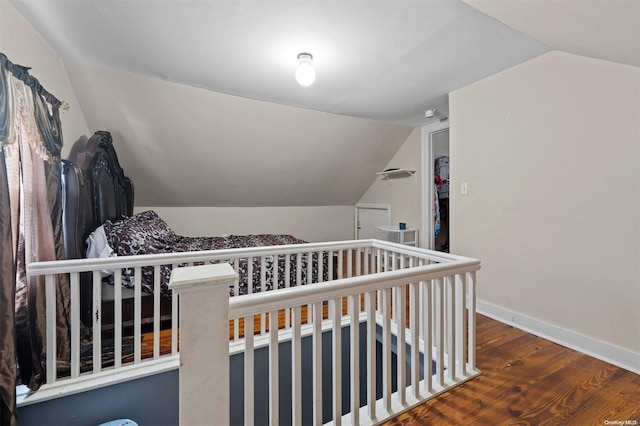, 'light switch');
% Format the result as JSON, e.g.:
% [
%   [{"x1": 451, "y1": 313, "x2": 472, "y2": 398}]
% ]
[{"x1": 461, "y1": 182, "x2": 468, "y2": 195}]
